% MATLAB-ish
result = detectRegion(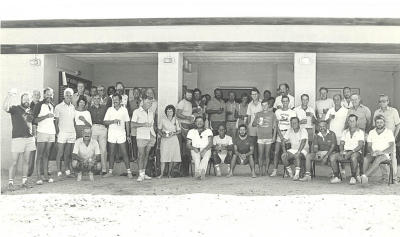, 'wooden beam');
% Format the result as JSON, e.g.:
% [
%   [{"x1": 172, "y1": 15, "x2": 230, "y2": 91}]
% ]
[
  {"x1": 2, "y1": 42, "x2": 400, "y2": 54},
  {"x1": 2, "y1": 17, "x2": 400, "y2": 28}
]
